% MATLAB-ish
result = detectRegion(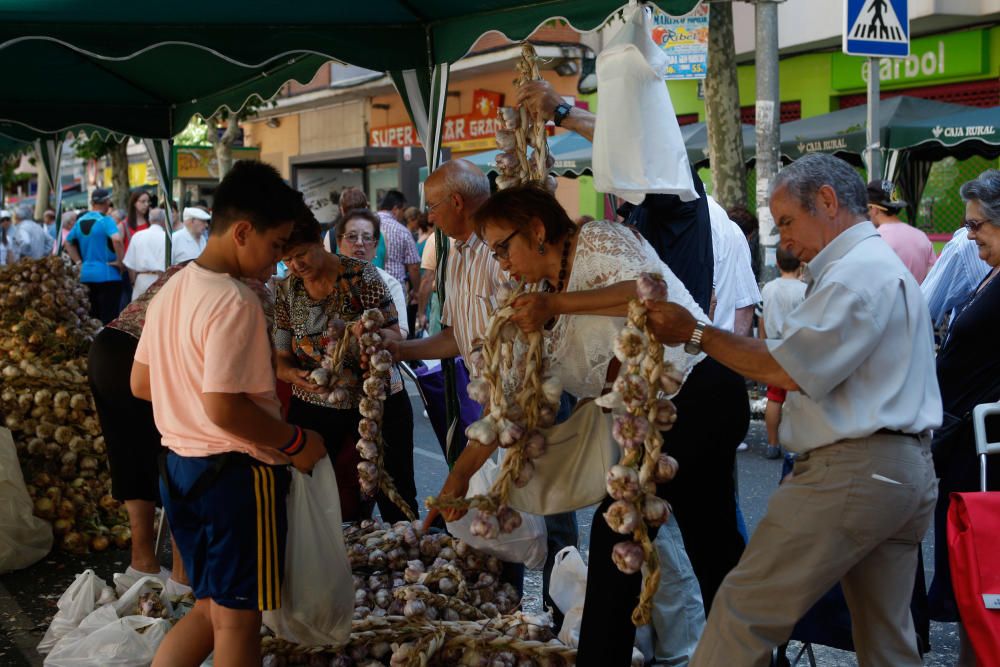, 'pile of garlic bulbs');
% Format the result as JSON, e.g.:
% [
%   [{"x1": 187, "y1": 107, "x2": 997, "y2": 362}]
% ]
[
  {"x1": 262, "y1": 519, "x2": 574, "y2": 666},
  {"x1": 1, "y1": 256, "x2": 127, "y2": 554}
]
